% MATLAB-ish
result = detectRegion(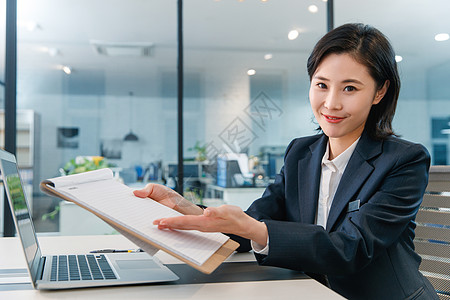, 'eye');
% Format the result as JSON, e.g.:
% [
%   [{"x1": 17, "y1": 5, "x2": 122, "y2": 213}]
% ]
[
  {"x1": 344, "y1": 86, "x2": 356, "y2": 92},
  {"x1": 317, "y1": 83, "x2": 327, "y2": 89}
]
